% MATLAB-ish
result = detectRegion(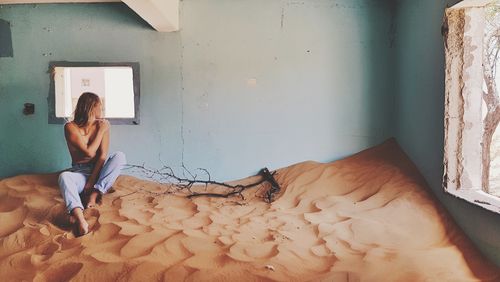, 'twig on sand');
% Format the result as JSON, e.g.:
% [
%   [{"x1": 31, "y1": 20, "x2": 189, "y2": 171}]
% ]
[{"x1": 125, "y1": 164, "x2": 281, "y2": 203}]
